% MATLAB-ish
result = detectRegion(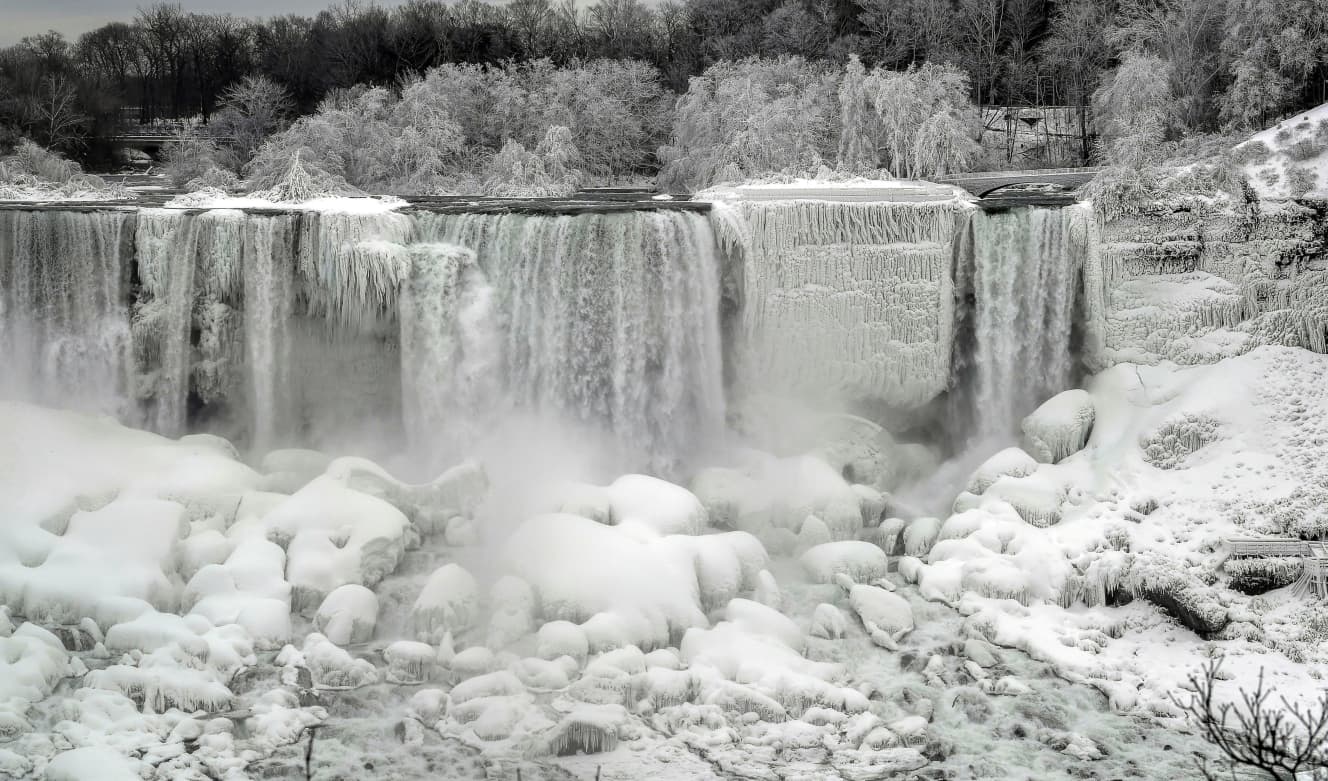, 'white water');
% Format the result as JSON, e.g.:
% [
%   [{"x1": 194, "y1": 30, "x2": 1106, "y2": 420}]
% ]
[
  {"x1": 964, "y1": 206, "x2": 1087, "y2": 439},
  {"x1": 242, "y1": 215, "x2": 297, "y2": 454},
  {"x1": 417, "y1": 210, "x2": 727, "y2": 473},
  {"x1": 0, "y1": 210, "x2": 135, "y2": 418}
]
